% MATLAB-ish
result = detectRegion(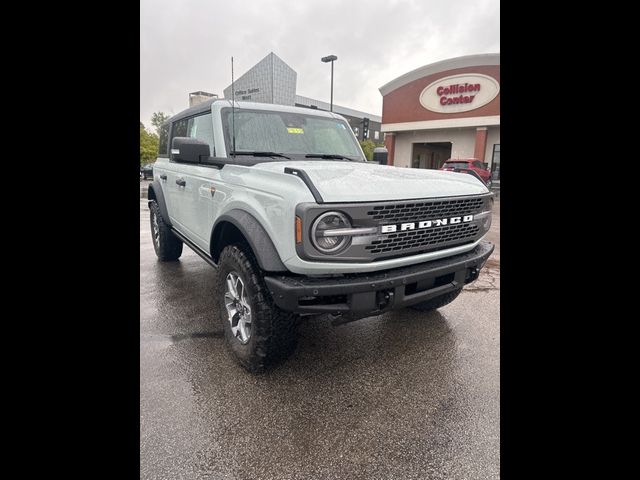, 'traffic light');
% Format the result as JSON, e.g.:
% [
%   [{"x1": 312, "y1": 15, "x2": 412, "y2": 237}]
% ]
[{"x1": 362, "y1": 117, "x2": 369, "y2": 140}]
